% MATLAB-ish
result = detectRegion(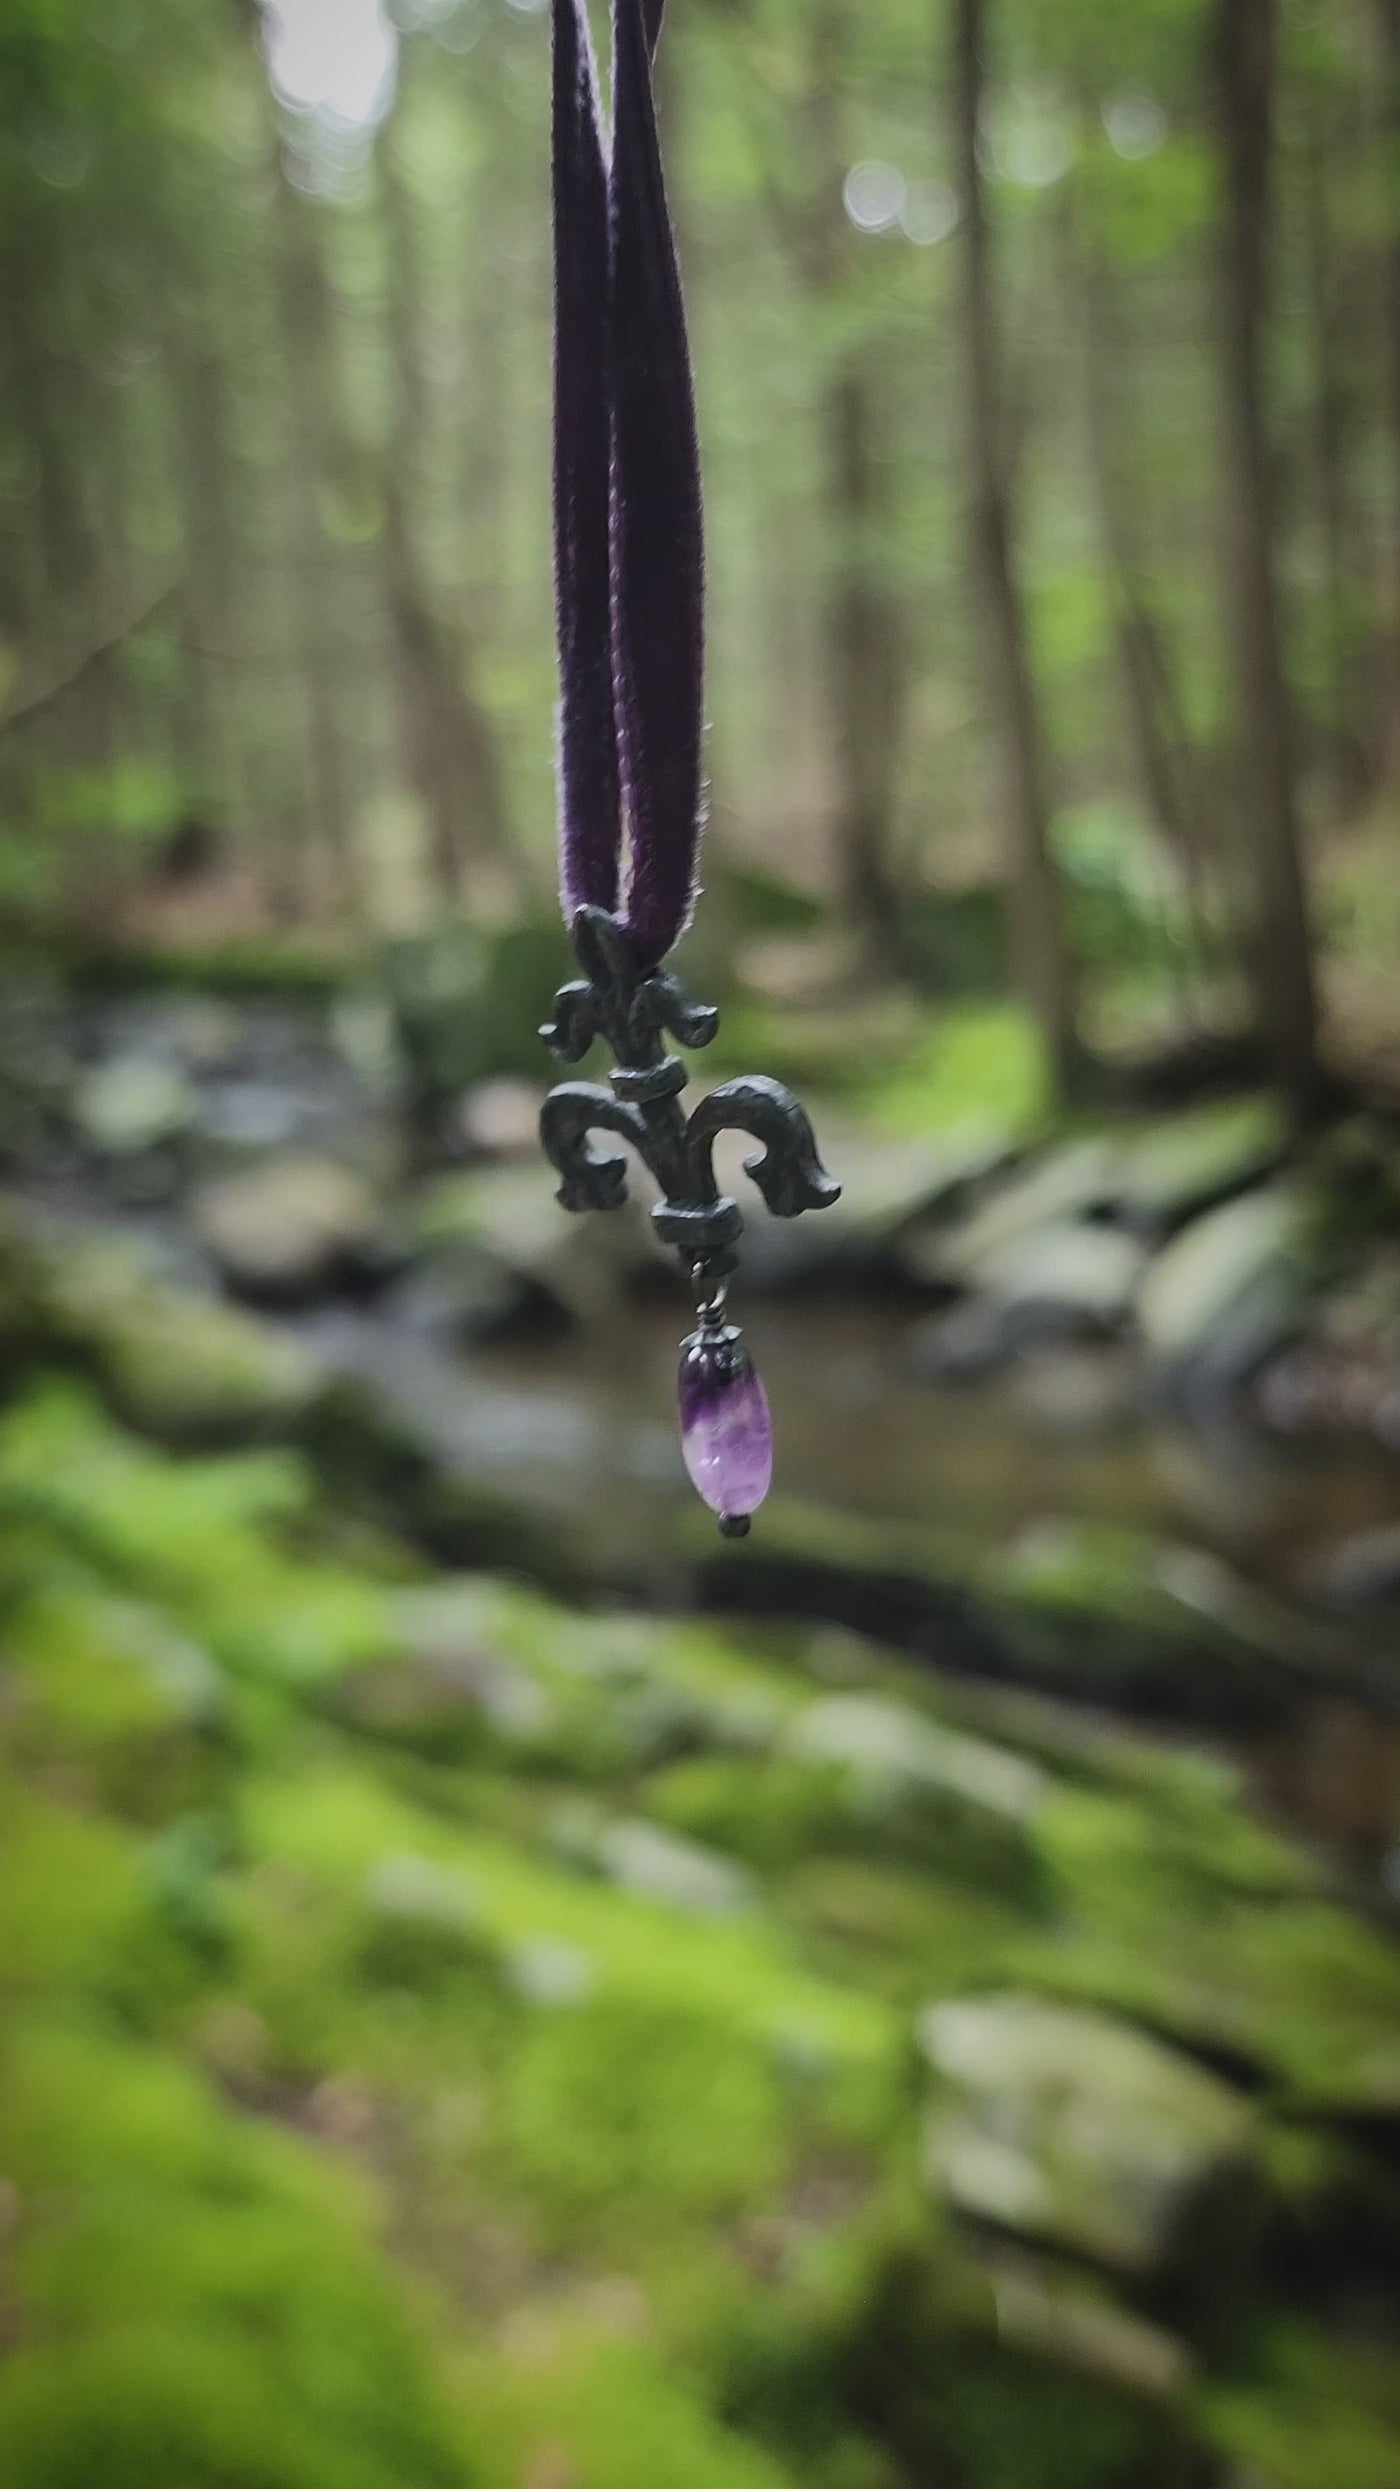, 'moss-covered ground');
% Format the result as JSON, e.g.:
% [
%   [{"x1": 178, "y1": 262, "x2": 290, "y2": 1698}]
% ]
[{"x1": 2, "y1": 1380, "x2": 1399, "y2": 2488}]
